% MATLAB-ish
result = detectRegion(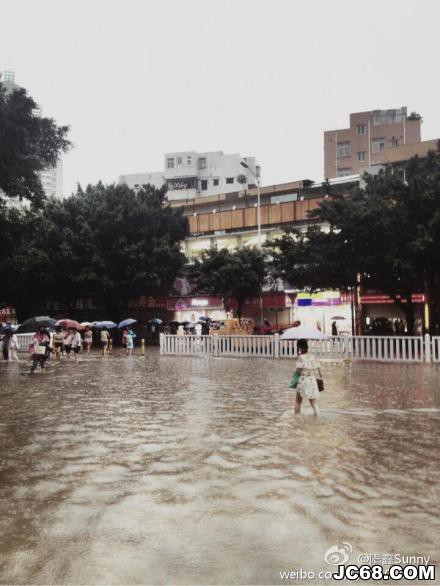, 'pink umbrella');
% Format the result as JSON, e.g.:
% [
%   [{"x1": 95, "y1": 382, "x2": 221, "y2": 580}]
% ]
[{"x1": 56, "y1": 319, "x2": 81, "y2": 330}]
